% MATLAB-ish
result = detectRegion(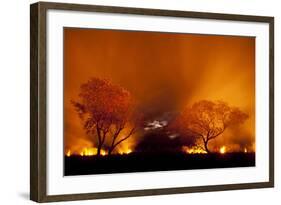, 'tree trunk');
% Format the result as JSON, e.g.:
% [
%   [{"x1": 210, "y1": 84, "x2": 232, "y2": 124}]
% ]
[
  {"x1": 97, "y1": 144, "x2": 102, "y2": 156},
  {"x1": 108, "y1": 148, "x2": 113, "y2": 155},
  {"x1": 96, "y1": 126, "x2": 102, "y2": 156},
  {"x1": 108, "y1": 137, "x2": 117, "y2": 155},
  {"x1": 204, "y1": 140, "x2": 210, "y2": 154}
]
